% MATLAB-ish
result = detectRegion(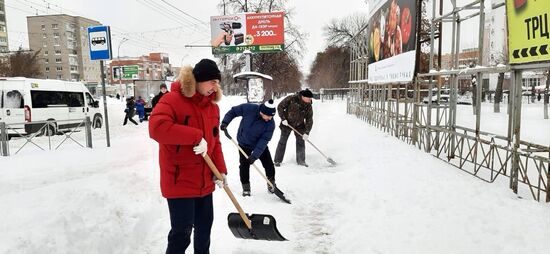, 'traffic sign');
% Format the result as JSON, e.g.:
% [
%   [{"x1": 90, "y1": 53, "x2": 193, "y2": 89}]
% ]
[
  {"x1": 506, "y1": 1, "x2": 550, "y2": 64},
  {"x1": 88, "y1": 26, "x2": 112, "y2": 60}
]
